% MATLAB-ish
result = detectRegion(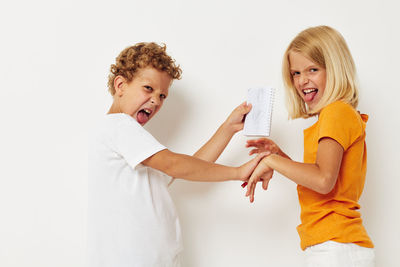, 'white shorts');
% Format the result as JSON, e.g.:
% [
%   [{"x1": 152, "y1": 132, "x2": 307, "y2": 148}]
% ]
[{"x1": 305, "y1": 241, "x2": 375, "y2": 267}]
